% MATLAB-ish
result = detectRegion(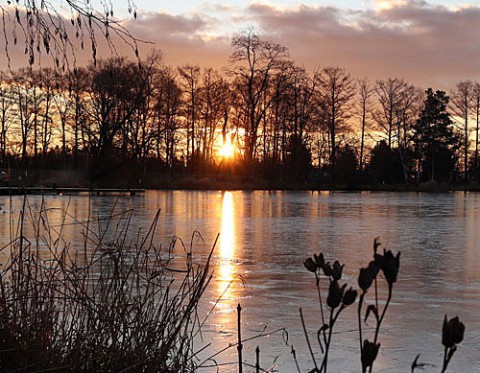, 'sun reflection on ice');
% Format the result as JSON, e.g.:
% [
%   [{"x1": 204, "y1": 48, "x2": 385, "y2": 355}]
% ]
[
  {"x1": 215, "y1": 191, "x2": 239, "y2": 327},
  {"x1": 219, "y1": 192, "x2": 235, "y2": 295}
]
